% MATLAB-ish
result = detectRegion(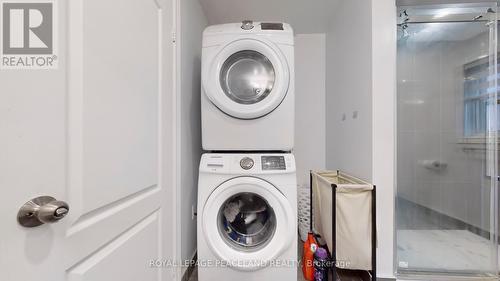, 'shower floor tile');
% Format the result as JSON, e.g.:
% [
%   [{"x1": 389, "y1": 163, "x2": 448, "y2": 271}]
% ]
[{"x1": 398, "y1": 229, "x2": 499, "y2": 272}]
